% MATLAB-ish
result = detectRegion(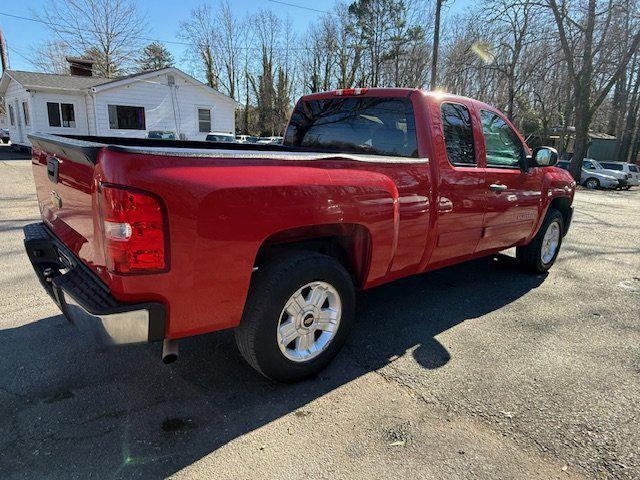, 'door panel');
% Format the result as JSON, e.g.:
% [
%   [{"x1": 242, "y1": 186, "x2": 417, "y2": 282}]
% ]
[
  {"x1": 478, "y1": 168, "x2": 541, "y2": 251},
  {"x1": 476, "y1": 110, "x2": 541, "y2": 252},
  {"x1": 428, "y1": 101, "x2": 486, "y2": 266}
]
